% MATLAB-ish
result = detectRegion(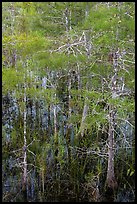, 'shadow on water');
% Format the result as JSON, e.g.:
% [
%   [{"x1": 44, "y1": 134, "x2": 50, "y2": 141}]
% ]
[{"x1": 2, "y1": 157, "x2": 135, "y2": 202}]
